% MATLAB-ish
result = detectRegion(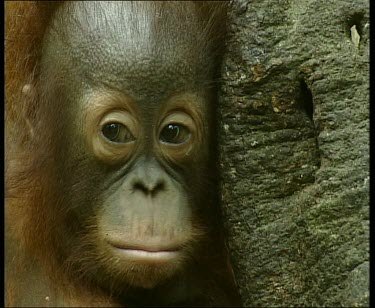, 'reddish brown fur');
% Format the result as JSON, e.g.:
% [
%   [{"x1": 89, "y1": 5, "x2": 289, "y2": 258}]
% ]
[
  {"x1": 6, "y1": 2, "x2": 58, "y2": 118},
  {"x1": 6, "y1": 3, "x2": 127, "y2": 305},
  {"x1": 5, "y1": 1, "x2": 238, "y2": 306}
]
